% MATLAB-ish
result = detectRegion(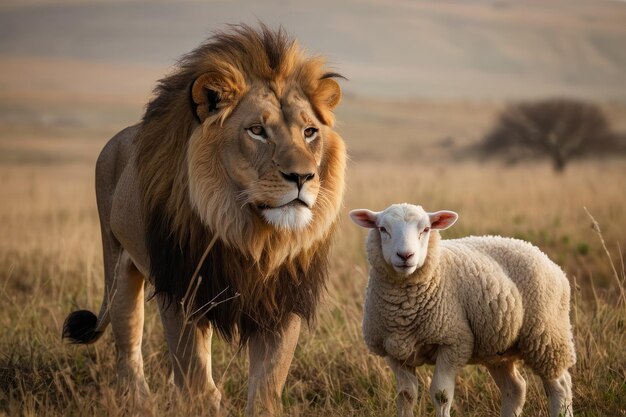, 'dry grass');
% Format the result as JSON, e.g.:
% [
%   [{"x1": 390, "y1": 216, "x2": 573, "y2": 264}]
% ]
[{"x1": 0, "y1": 99, "x2": 625, "y2": 416}]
